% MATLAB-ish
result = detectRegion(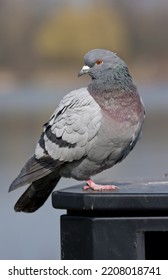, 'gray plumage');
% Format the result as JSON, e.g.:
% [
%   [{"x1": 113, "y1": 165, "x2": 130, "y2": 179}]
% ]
[{"x1": 9, "y1": 49, "x2": 145, "y2": 212}]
